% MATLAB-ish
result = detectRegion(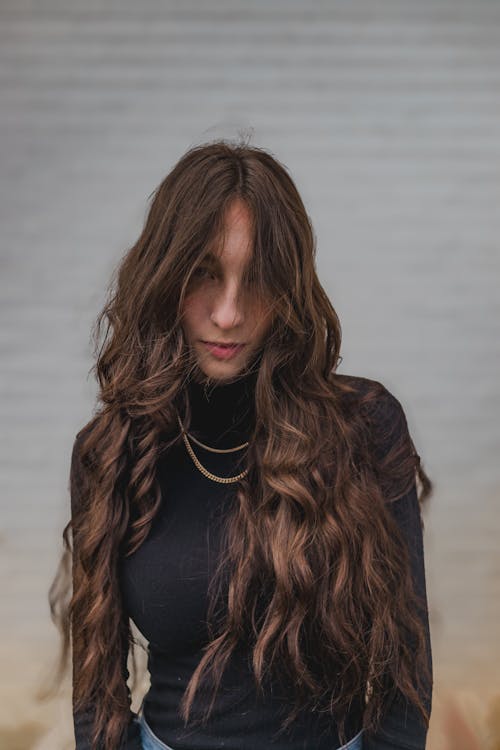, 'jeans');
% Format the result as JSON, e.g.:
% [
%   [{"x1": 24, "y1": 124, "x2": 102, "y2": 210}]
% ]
[
  {"x1": 134, "y1": 703, "x2": 364, "y2": 750},
  {"x1": 336, "y1": 728, "x2": 364, "y2": 749},
  {"x1": 137, "y1": 708, "x2": 176, "y2": 750}
]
